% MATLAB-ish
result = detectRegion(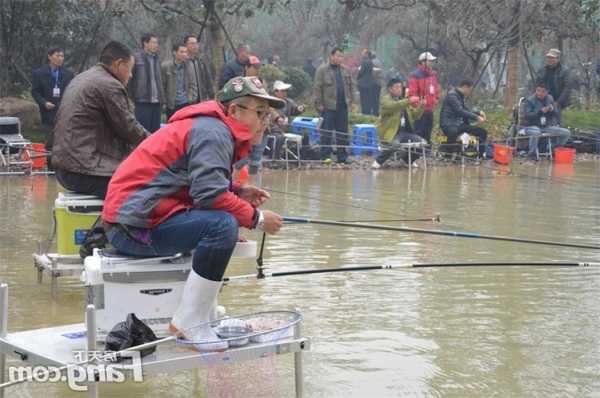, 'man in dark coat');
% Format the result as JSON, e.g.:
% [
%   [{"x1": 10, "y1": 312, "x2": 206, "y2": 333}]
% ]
[
  {"x1": 536, "y1": 49, "x2": 572, "y2": 123},
  {"x1": 53, "y1": 41, "x2": 148, "y2": 198},
  {"x1": 129, "y1": 33, "x2": 164, "y2": 133},
  {"x1": 218, "y1": 44, "x2": 251, "y2": 89},
  {"x1": 357, "y1": 48, "x2": 380, "y2": 116},
  {"x1": 439, "y1": 79, "x2": 487, "y2": 155},
  {"x1": 31, "y1": 47, "x2": 74, "y2": 165}
]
